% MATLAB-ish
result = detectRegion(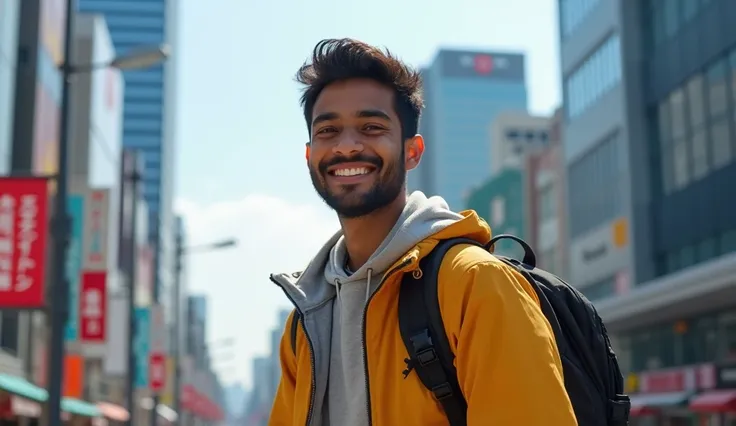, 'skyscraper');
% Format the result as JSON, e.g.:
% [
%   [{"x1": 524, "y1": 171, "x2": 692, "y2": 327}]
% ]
[
  {"x1": 78, "y1": 0, "x2": 180, "y2": 316},
  {"x1": 409, "y1": 49, "x2": 527, "y2": 210}
]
